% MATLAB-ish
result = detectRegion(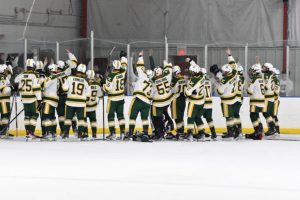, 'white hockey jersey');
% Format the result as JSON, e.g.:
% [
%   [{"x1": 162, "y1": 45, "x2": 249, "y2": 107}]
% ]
[
  {"x1": 263, "y1": 72, "x2": 275, "y2": 102},
  {"x1": 171, "y1": 75, "x2": 186, "y2": 99},
  {"x1": 132, "y1": 57, "x2": 152, "y2": 105},
  {"x1": 247, "y1": 75, "x2": 265, "y2": 107},
  {"x1": 15, "y1": 71, "x2": 42, "y2": 103},
  {"x1": 43, "y1": 74, "x2": 60, "y2": 107},
  {"x1": 62, "y1": 75, "x2": 90, "y2": 107},
  {"x1": 217, "y1": 72, "x2": 237, "y2": 105},
  {"x1": 104, "y1": 70, "x2": 126, "y2": 101},
  {"x1": 86, "y1": 80, "x2": 103, "y2": 112},
  {"x1": 236, "y1": 74, "x2": 245, "y2": 102},
  {"x1": 204, "y1": 78, "x2": 213, "y2": 109},
  {"x1": 0, "y1": 74, "x2": 11, "y2": 103},
  {"x1": 185, "y1": 74, "x2": 205, "y2": 105},
  {"x1": 152, "y1": 63, "x2": 173, "y2": 107}
]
